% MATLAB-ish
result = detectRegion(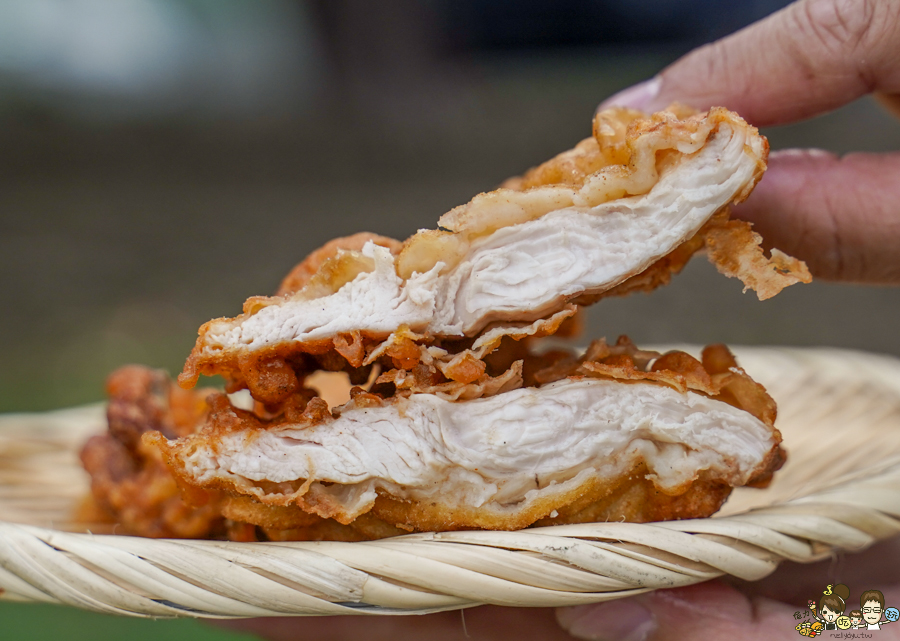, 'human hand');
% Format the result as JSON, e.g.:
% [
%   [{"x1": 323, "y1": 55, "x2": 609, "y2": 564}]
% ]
[{"x1": 602, "y1": 0, "x2": 900, "y2": 284}]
